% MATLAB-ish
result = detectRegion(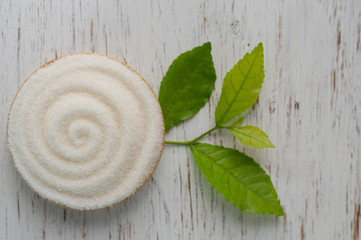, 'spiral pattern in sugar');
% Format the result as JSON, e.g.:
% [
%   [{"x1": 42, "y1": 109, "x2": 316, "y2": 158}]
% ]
[{"x1": 7, "y1": 54, "x2": 164, "y2": 210}]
